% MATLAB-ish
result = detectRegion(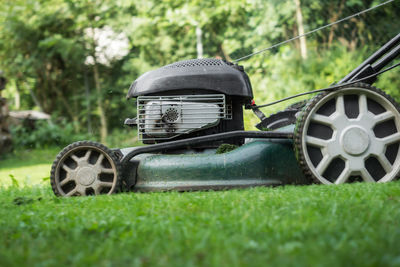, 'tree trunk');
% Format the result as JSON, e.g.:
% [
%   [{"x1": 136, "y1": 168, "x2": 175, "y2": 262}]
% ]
[
  {"x1": 220, "y1": 44, "x2": 232, "y2": 61},
  {"x1": 22, "y1": 81, "x2": 43, "y2": 113},
  {"x1": 93, "y1": 63, "x2": 108, "y2": 143},
  {"x1": 14, "y1": 83, "x2": 20, "y2": 110},
  {"x1": 196, "y1": 23, "x2": 203, "y2": 59},
  {"x1": 84, "y1": 69, "x2": 92, "y2": 135},
  {"x1": 327, "y1": 0, "x2": 345, "y2": 48},
  {"x1": 294, "y1": 0, "x2": 307, "y2": 59},
  {"x1": 88, "y1": 26, "x2": 108, "y2": 143}
]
